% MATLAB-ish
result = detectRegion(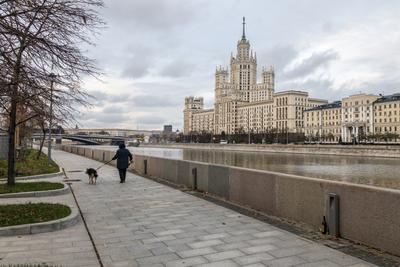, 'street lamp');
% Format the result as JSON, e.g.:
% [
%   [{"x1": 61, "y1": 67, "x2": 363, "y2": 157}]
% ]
[{"x1": 48, "y1": 73, "x2": 56, "y2": 164}]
